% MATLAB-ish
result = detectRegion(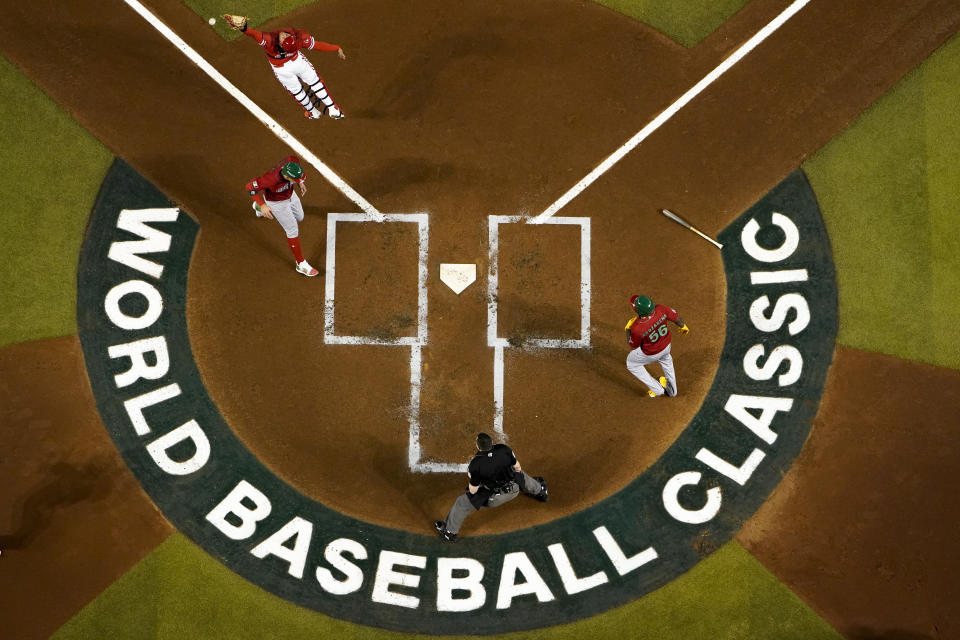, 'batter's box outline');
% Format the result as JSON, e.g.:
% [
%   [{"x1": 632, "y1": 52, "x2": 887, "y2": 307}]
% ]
[
  {"x1": 323, "y1": 214, "x2": 591, "y2": 472},
  {"x1": 323, "y1": 212, "x2": 428, "y2": 347},
  {"x1": 323, "y1": 213, "x2": 463, "y2": 473},
  {"x1": 487, "y1": 215, "x2": 592, "y2": 436}
]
